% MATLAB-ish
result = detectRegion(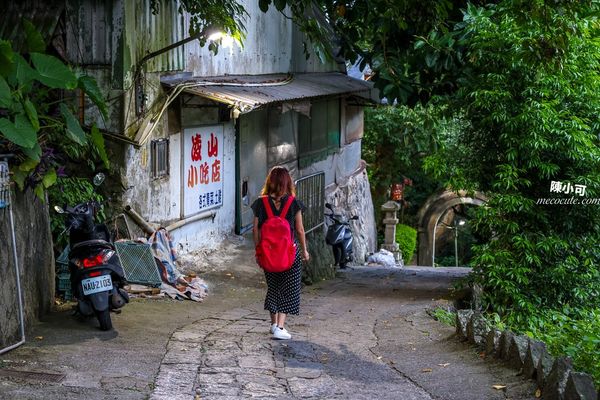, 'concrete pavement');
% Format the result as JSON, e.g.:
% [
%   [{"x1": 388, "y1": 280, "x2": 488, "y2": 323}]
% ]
[
  {"x1": 0, "y1": 236, "x2": 537, "y2": 399},
  {"x1": 151, "y1": 266, "x2": 537, "y2": 400}
]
